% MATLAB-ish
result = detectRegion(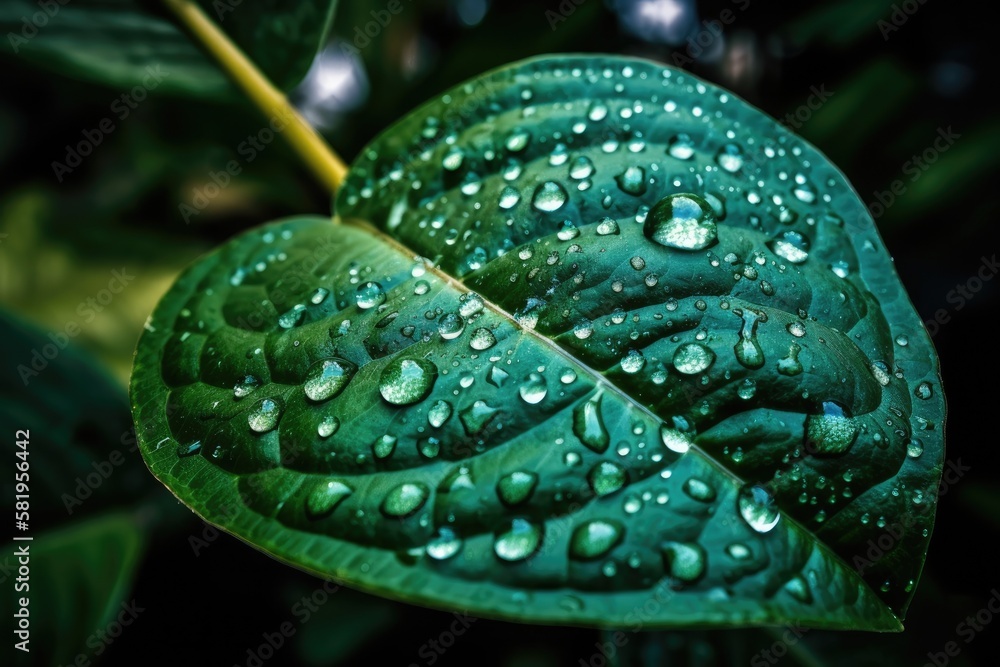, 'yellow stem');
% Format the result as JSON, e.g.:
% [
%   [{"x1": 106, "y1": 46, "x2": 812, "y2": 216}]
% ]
[{"x1": 163, "y1": 0, "x2": 348, "y2": 194}]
